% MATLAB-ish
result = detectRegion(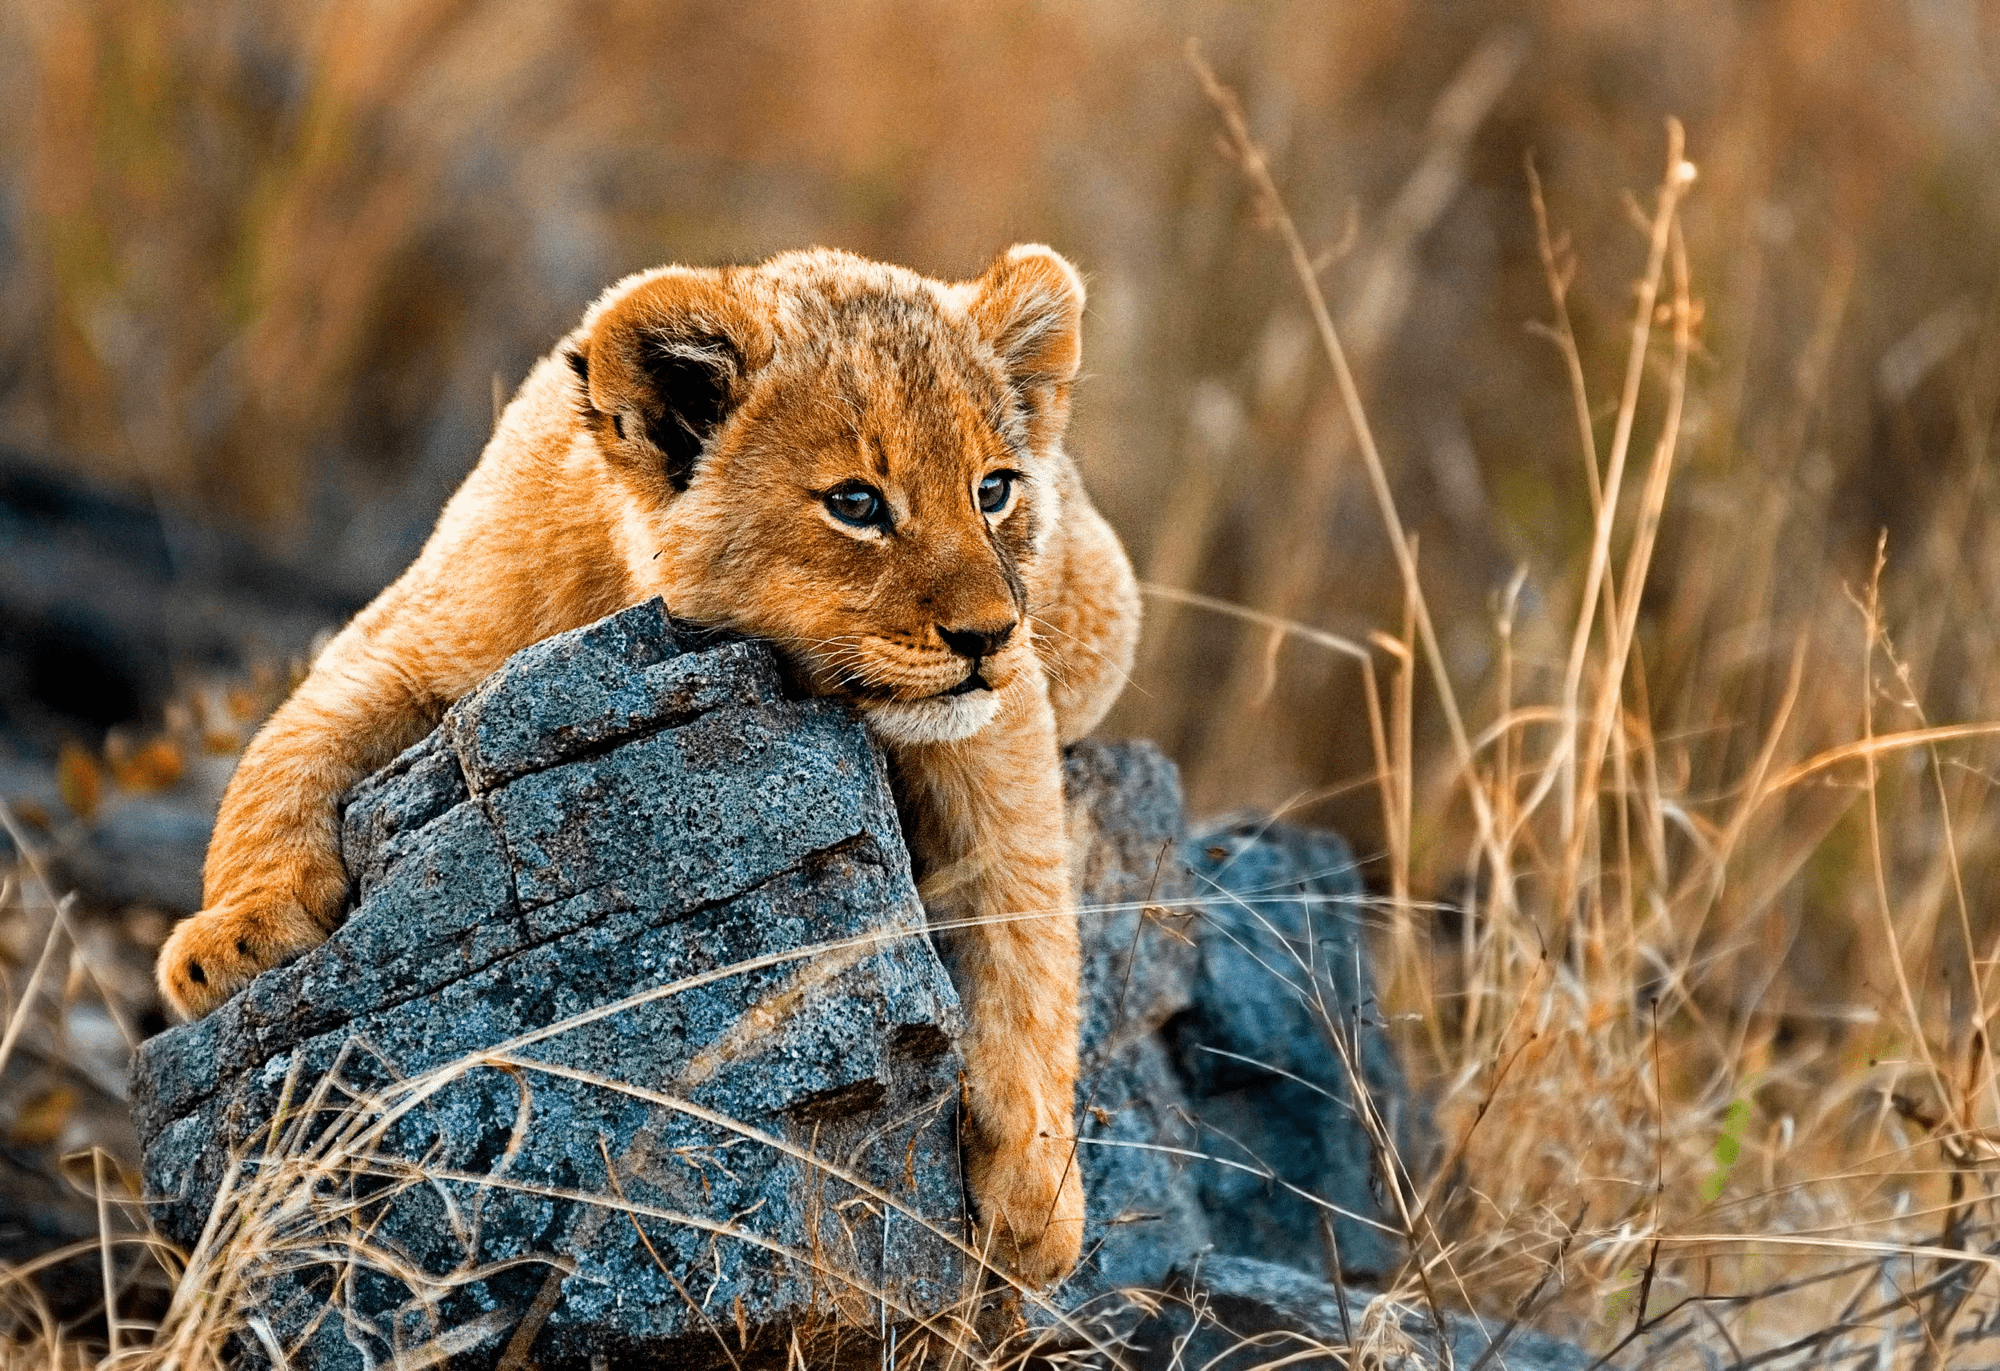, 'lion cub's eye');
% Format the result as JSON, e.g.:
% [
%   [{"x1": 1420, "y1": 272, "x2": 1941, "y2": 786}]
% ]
[
  {"x1": 824, "y1": 483, "x2": 886, "y2": 528},
  {"x1": 977, "y1": 471, "x2": 1015, "y2": 514}
]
